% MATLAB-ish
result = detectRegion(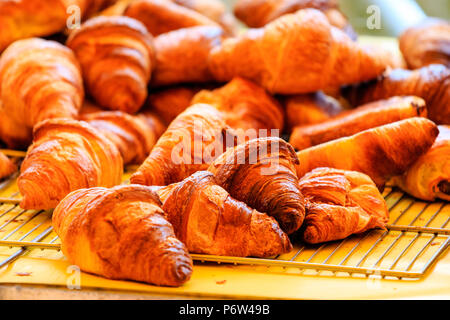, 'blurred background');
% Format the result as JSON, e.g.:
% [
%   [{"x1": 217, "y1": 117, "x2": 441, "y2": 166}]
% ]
[{"x1": 223, "y1": 0, "x2": 449, "y2": 37}]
